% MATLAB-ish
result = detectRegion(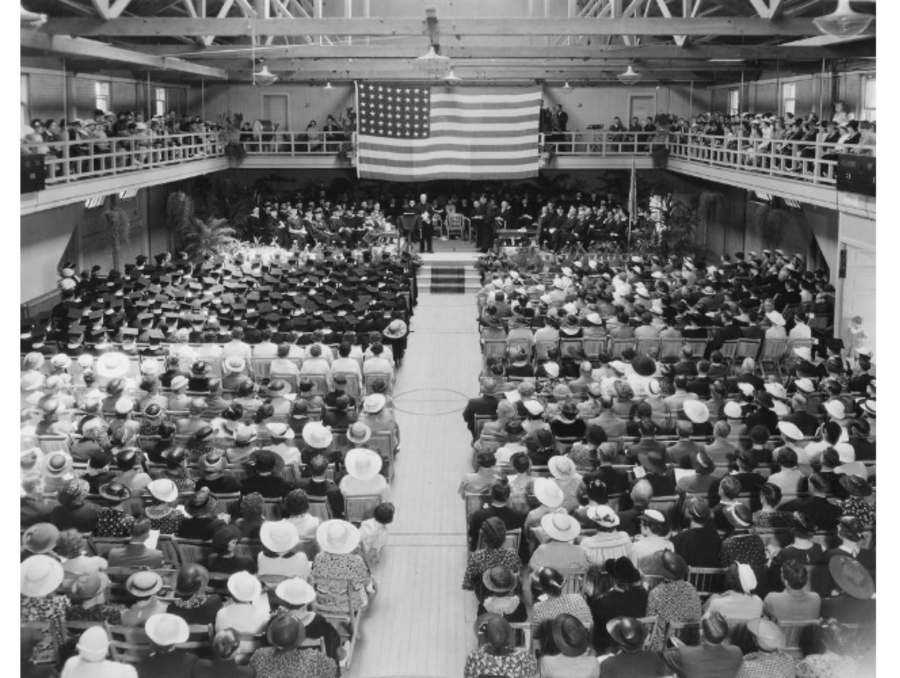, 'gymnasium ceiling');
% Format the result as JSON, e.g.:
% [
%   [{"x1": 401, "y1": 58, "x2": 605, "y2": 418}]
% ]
[{"x1": 21, "y1": 0, "x2": 876, "y2": 84}]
